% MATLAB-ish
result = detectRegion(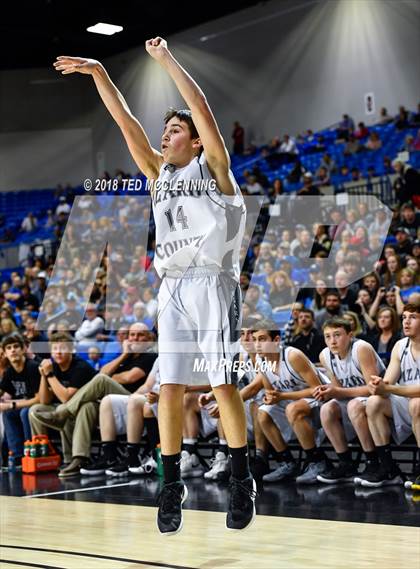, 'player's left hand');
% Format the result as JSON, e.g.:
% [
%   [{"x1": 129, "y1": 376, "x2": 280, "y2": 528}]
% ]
[
  {"x1": 145, "y1": 37, "x2": 169, "y2": 61},
  {"x1": 207, "y1": 403, "x2": 220, "y2": 418},
  {"x1": 263, "y1": 390, "x2": 282, "y2": 405},
  {"x1": 313, "y1": 384, "x2": 336, "y2": 401},
  {"x1": 368, "y1": 377, "x2": 386, "y2": 395}
]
